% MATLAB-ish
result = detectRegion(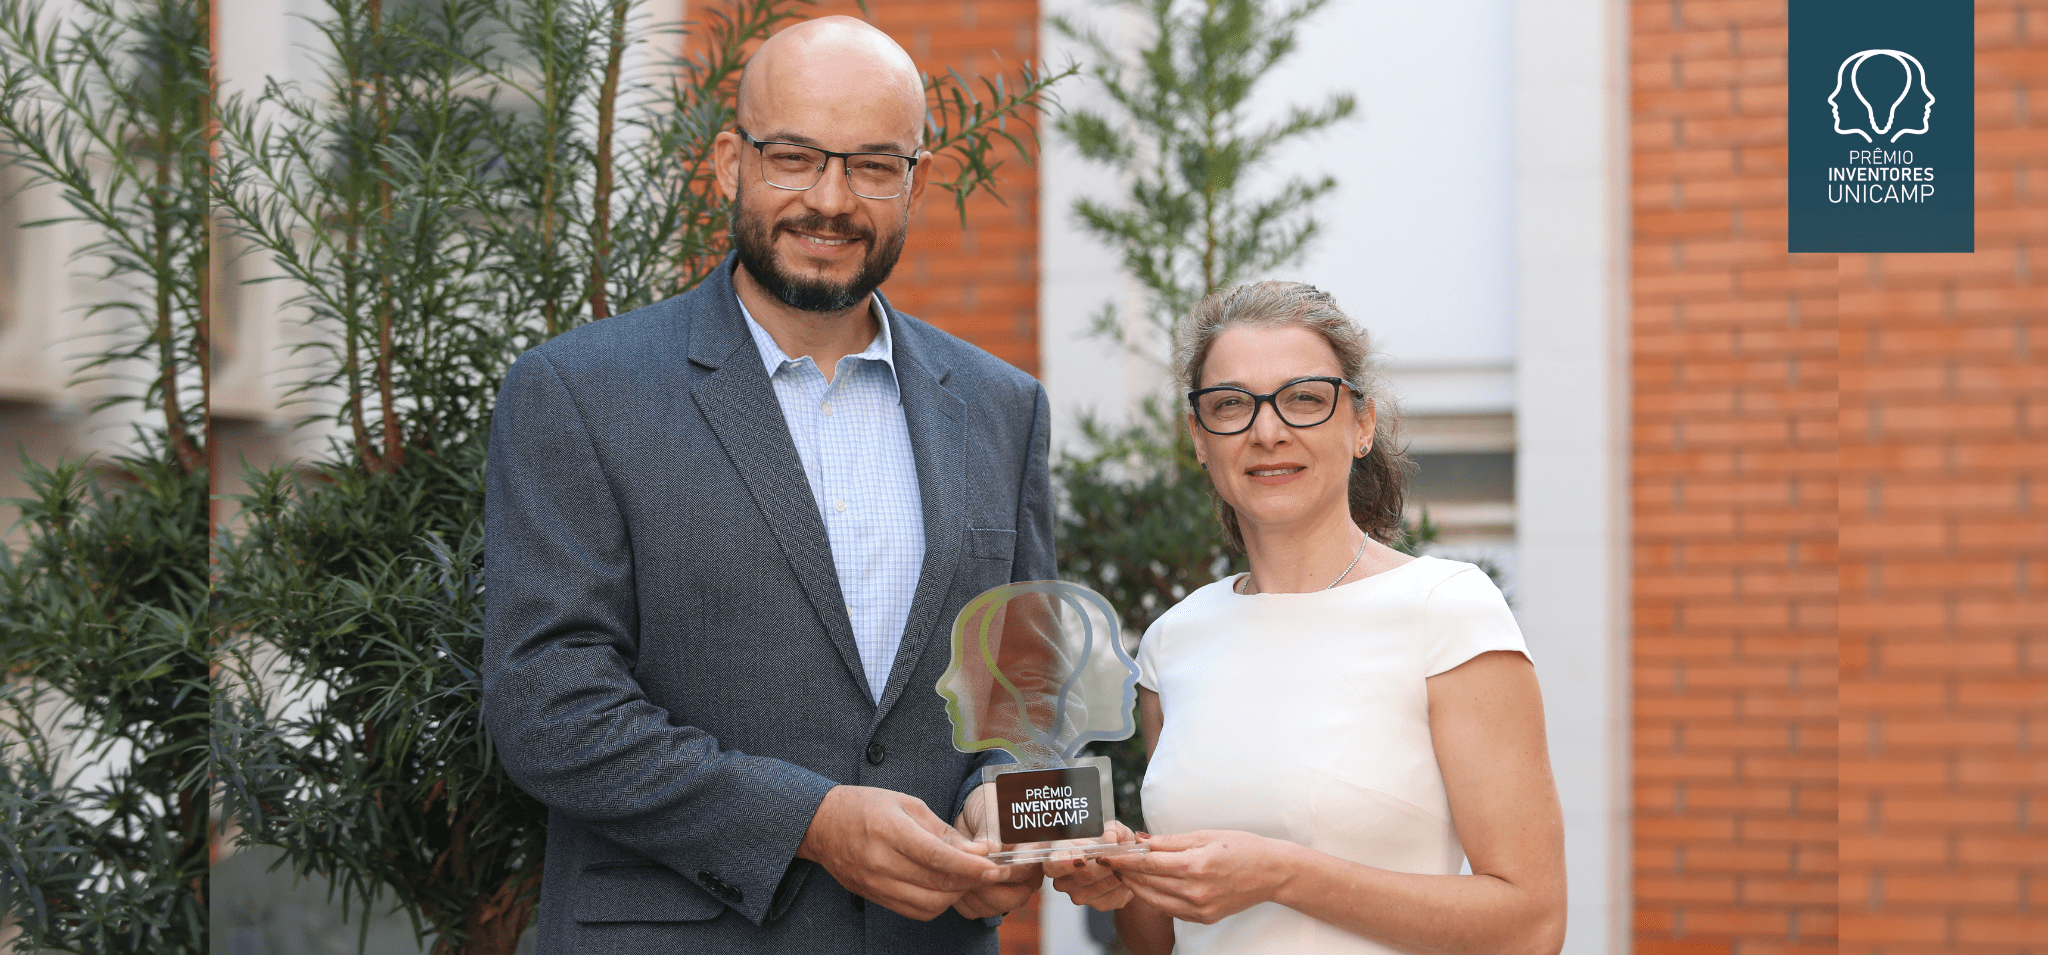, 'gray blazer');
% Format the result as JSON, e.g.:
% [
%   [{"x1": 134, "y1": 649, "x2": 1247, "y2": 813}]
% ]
[{"x1": 483, "y1": 255, "x2": 1055, "y2": 955}]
